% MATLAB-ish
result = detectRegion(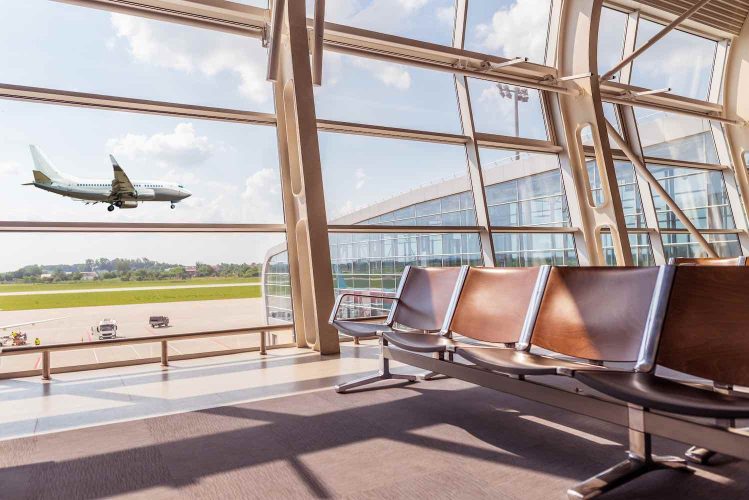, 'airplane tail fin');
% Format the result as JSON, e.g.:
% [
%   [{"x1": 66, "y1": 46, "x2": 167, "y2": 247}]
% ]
[{"x1": 29, "y1": 145, "x2": 65, "y2": 183}]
